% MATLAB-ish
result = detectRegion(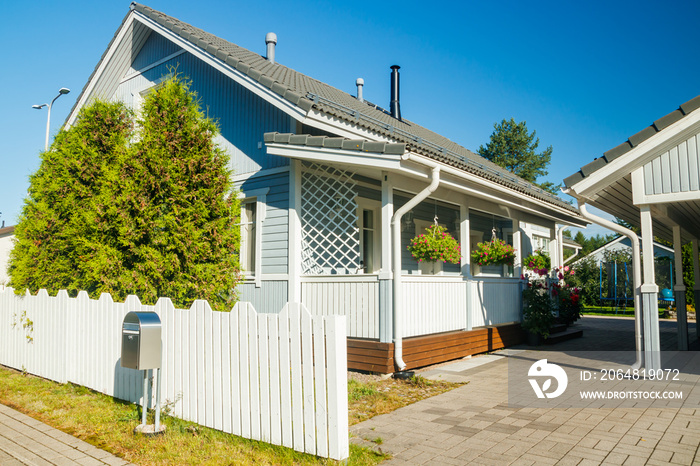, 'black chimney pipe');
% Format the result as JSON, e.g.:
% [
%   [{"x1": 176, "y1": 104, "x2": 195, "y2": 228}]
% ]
[{"x1": 390, "y1": 65, "x2": 401, "y2": 120}]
